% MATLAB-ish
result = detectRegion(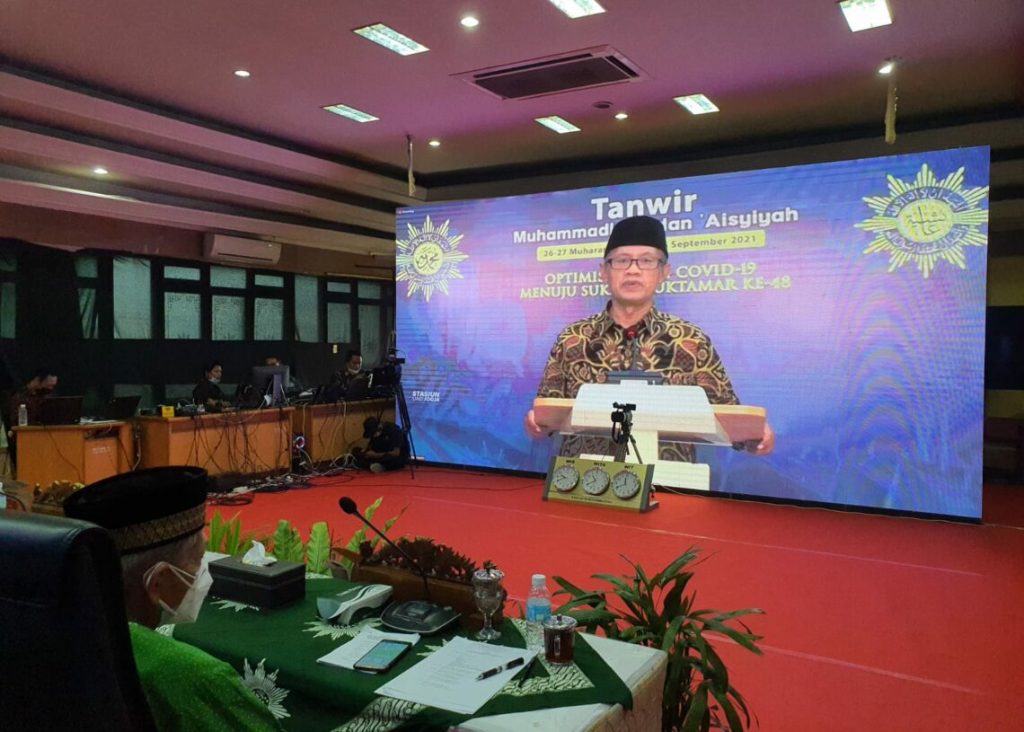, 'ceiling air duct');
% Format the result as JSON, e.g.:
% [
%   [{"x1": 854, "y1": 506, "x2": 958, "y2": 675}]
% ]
[{"x1": 454, "y1": 46, "x2": 647, "y2": 100}]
